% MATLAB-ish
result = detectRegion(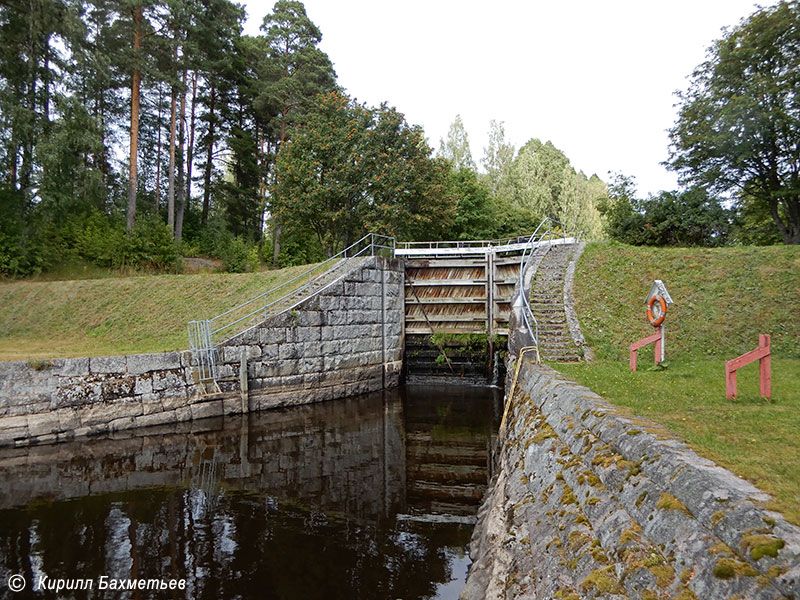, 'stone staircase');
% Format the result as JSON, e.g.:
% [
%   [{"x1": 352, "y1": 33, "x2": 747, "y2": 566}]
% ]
[{"x1": 529, "y1": 244, "x2": 582, "y2": 363}]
